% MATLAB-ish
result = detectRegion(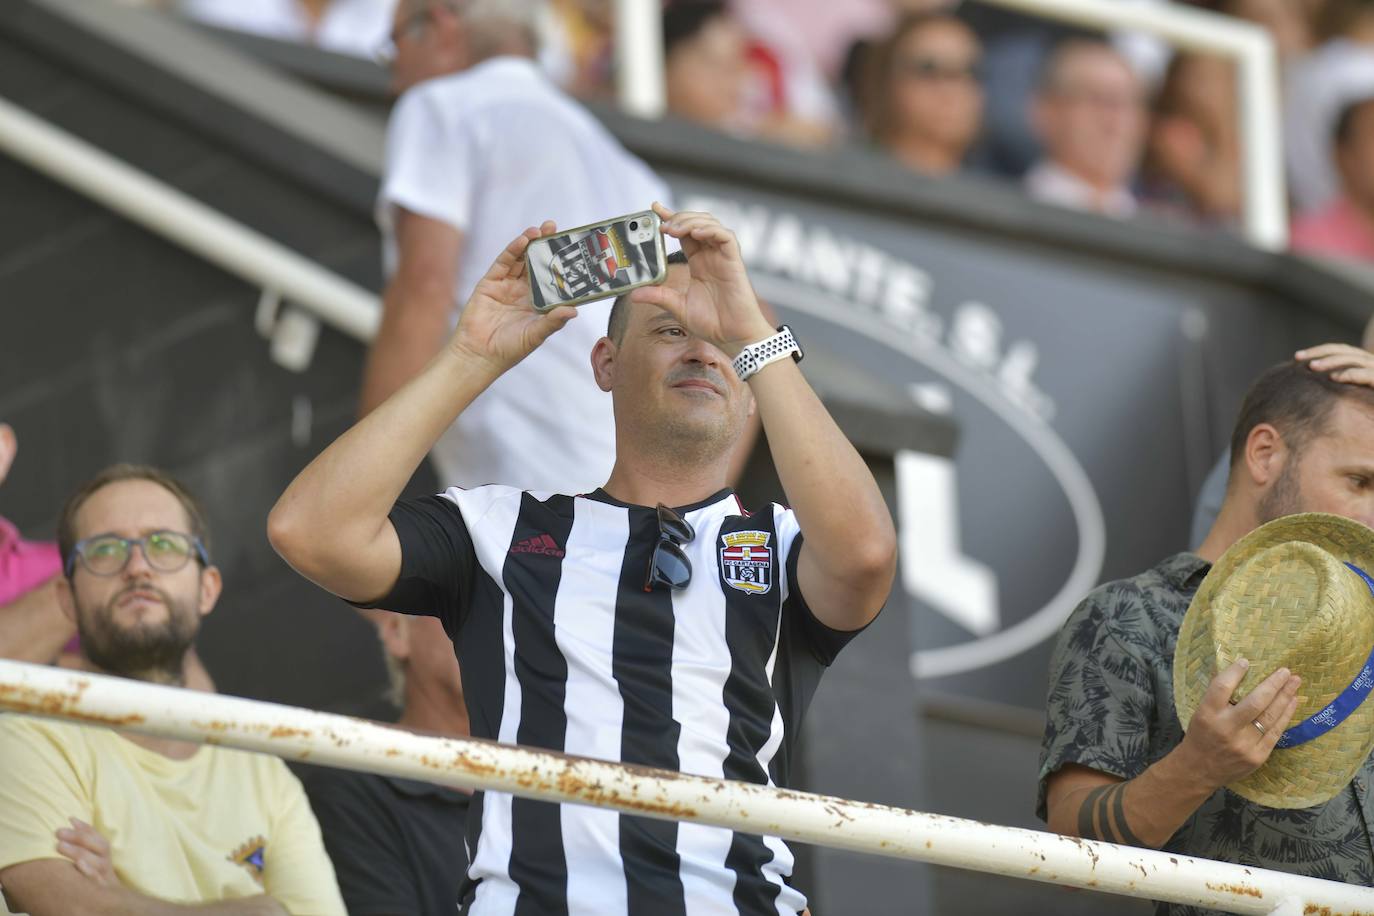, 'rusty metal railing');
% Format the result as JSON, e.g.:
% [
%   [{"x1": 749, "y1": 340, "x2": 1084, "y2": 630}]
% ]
[{"x1": 0, "y1": 660, "x2": 1368, "y2": 915}]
